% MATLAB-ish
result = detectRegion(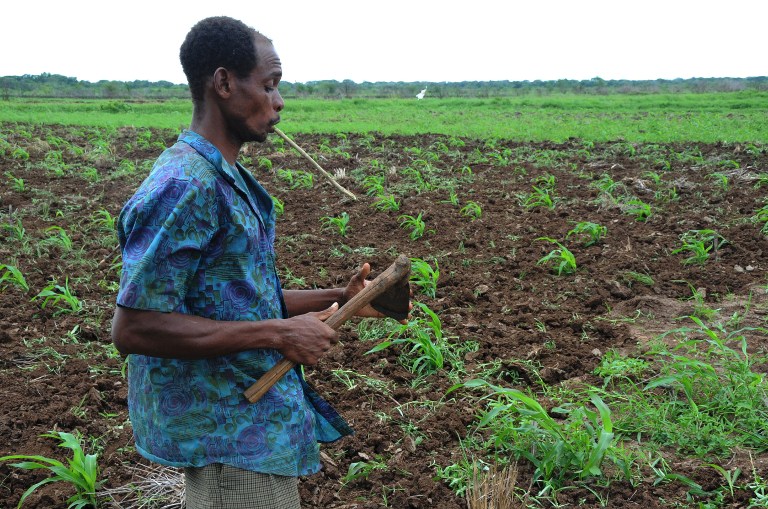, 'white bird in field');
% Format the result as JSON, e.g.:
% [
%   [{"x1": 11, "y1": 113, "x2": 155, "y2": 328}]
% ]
[{"x1": 416, "y1": 87, "x2": 427, "y2": 100}]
